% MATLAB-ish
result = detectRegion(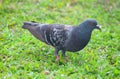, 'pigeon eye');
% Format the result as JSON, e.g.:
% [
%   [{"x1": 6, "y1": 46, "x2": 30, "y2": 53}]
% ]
[
  {"x1": 29, "y1": 24, "x2": 31, "y2": 25},
  {"x1": 89, "y1": 22, "x2": 94, "y2": 26}
]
